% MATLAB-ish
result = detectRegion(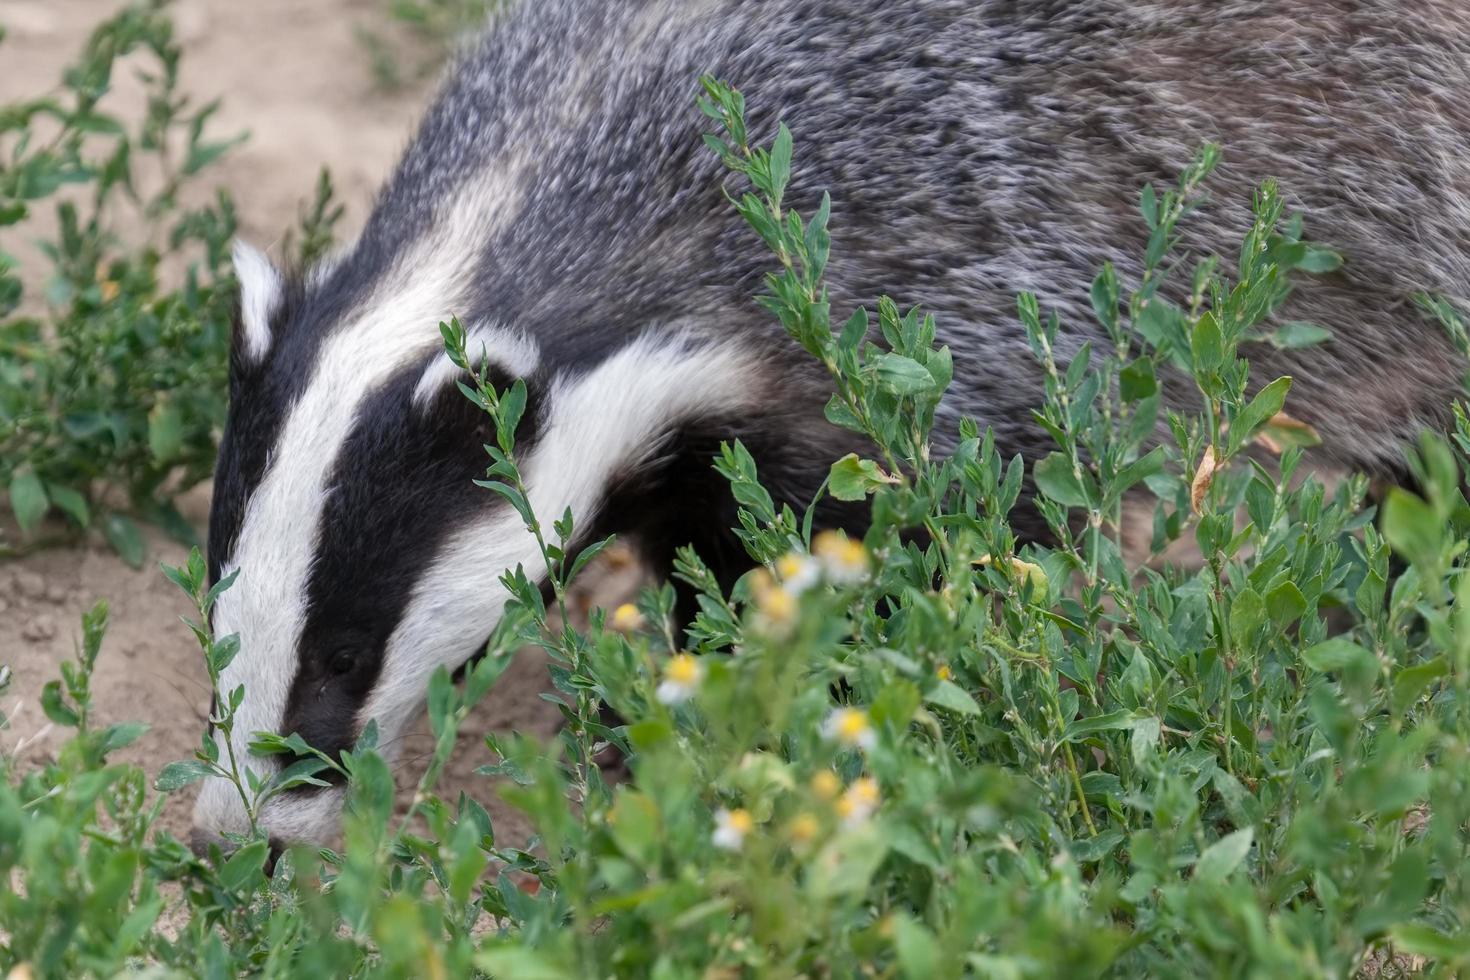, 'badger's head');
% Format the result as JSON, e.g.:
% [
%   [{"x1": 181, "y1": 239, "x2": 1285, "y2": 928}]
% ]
[{"x1": 190, "y1": 239, "x2": 761, "y2": 853}]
